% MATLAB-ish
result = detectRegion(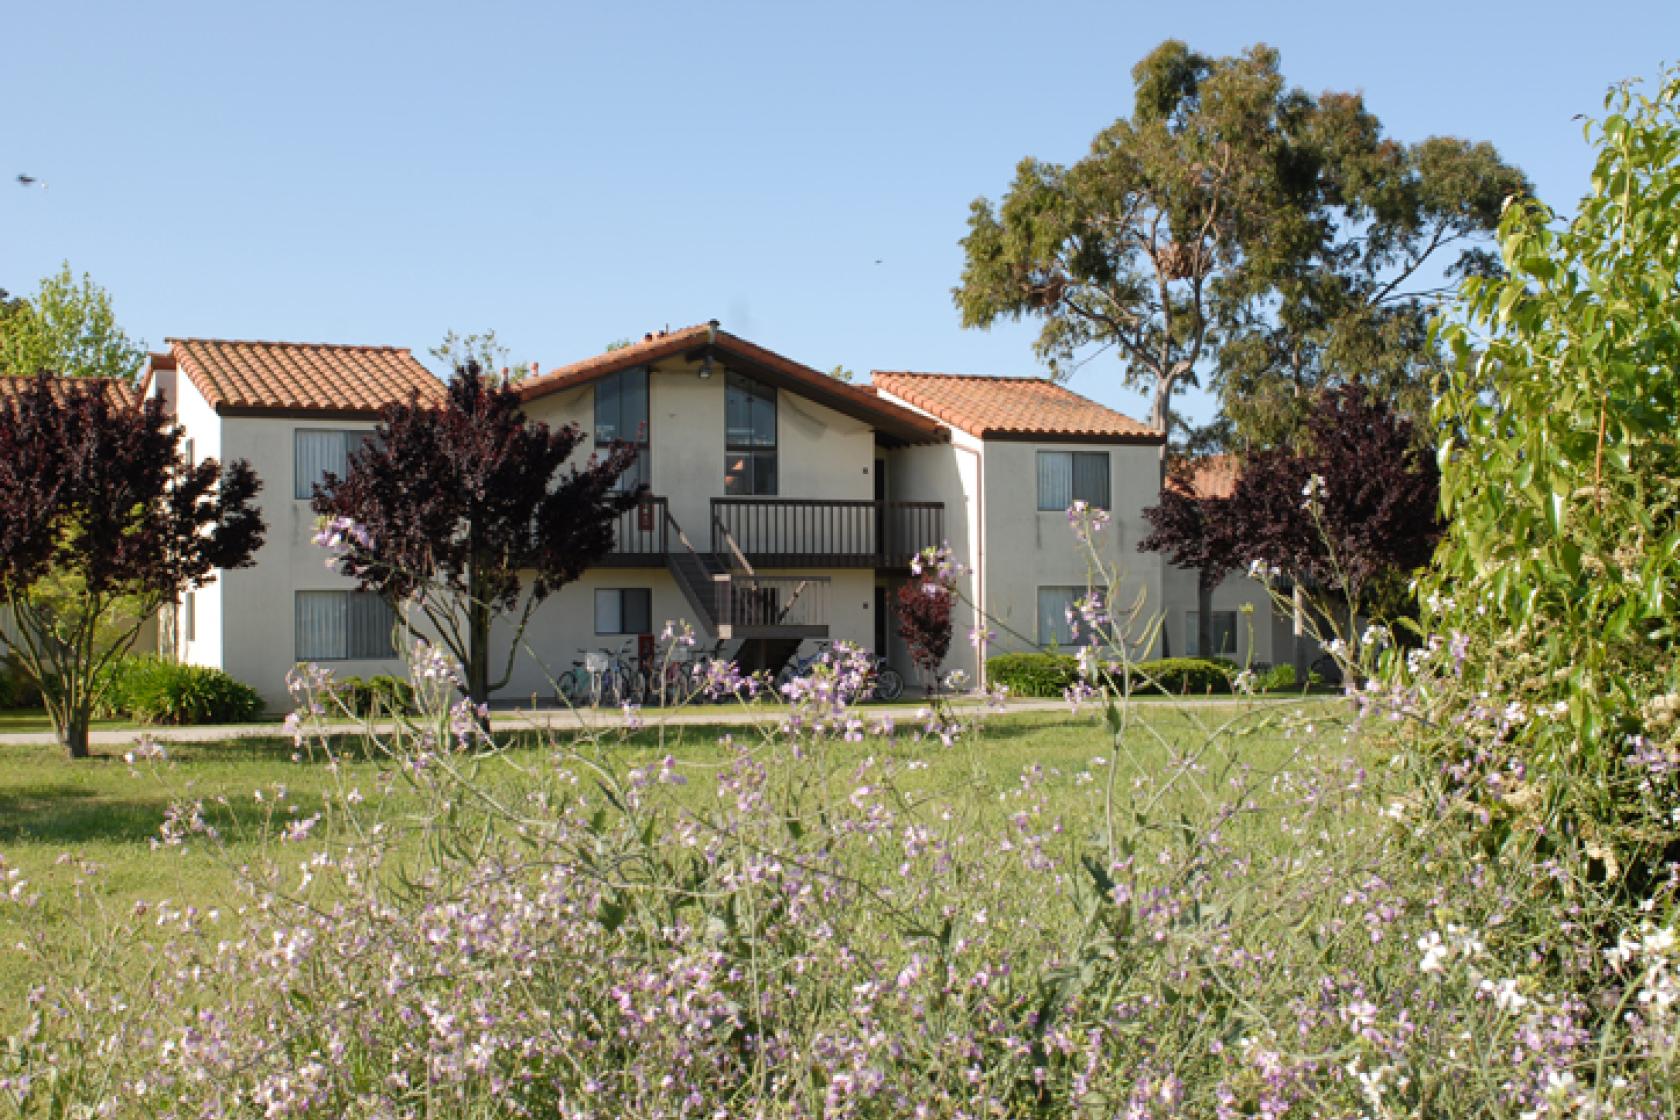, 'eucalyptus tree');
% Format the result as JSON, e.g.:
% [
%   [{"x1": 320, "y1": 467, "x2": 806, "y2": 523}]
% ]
[{"x1": 955, "y1": 40, "x2": 1528, "y2": 450}]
